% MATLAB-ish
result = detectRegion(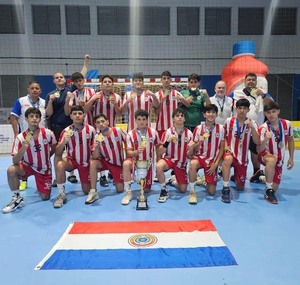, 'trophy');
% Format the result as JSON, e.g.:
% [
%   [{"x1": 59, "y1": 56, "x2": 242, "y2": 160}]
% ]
[{"x1": 136, "y1": 160, "x2": 149, "y2": 210}]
